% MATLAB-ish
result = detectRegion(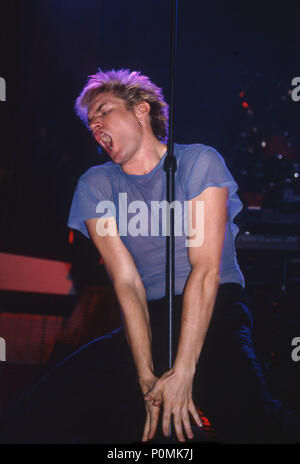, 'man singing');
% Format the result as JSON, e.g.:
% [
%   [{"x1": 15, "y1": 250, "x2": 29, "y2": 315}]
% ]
[
  {"x1": 67, "y1": 68, "x2": 298, "y2": 443},
  {"x1": 0, "y1": 68, "x2": 299, "y2": 444}
]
